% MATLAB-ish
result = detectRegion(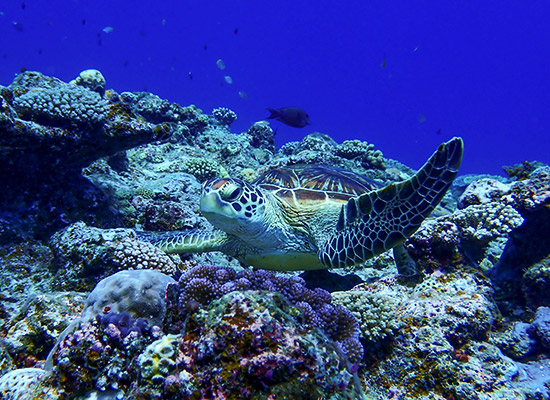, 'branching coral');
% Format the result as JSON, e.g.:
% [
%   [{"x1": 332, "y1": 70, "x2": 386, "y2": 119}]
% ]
[
  {"x1": 181, "y1": 157, "x2": 223, "y2": 182},
  {"x1": 332, "y1": 288, "x2": 403, "y2": 342},
  {"x1": 112, "y1": 238, "x2": 181, "y2": 275}
]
